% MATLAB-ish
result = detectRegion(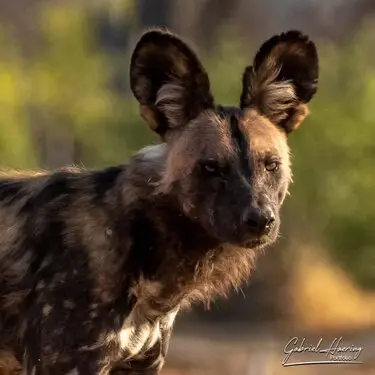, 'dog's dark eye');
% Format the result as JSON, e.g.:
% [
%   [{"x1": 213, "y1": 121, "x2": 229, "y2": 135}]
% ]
[
  {"x1": 200, "y1": 159, "x2": 220, "y2": 175},
  {"x1": 265, "y1": 160, "x2": 280, "y2": 172}
]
